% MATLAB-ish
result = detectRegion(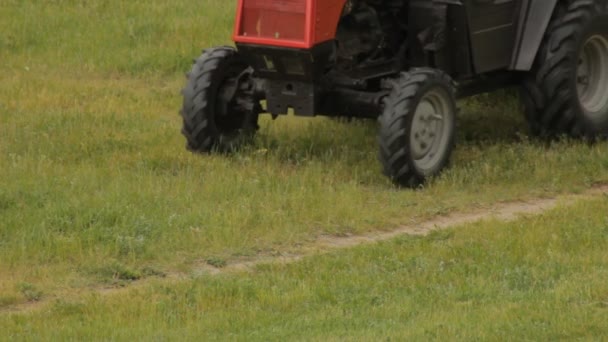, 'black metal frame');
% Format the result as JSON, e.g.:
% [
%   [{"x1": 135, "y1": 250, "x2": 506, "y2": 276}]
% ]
[{"x1": 236, "y1": 0, "x2": 561, "y2": 118}]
